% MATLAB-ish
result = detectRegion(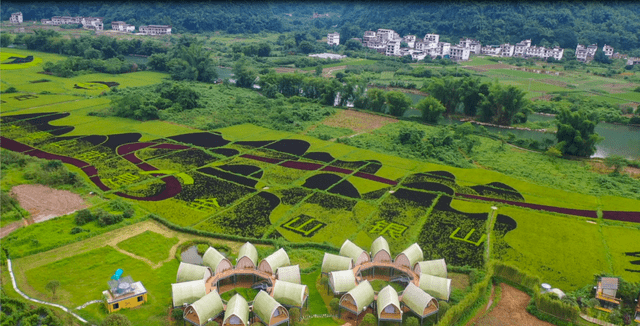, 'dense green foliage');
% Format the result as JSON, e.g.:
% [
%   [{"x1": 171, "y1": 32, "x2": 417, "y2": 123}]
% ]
[
  {"x1": 0, "y1": 292, "x2": 64, "y2": 326},
  {"x1": 555, "y1": 108, "x2": 601, "y2": 157},
  {"x1": 478, "y1": 83, "x2": 531, "y2": 126},
  {"x1": 109, "y1": 82, "x2": 201, "y2": 121},
  {"x1": 5, "y1": 3, "x2": 640, "y2": 53},
  {"x1": 416, "y1": 96, "x2": 446, "y2": 123},
  {"x1": 43, "y1": 56, "x2": 137, "y2": 77},
  {"x1": 385, "y1": 90, "x2": 412, "y2": 117},
  {"x1": 0, "y1": 150, "x2": 83, "y2": 188}
]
